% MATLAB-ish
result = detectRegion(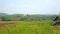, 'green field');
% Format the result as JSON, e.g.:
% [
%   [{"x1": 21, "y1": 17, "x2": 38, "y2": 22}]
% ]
[{"x1": 0, "y1": 21, "x2": 60, "y2": 34}]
